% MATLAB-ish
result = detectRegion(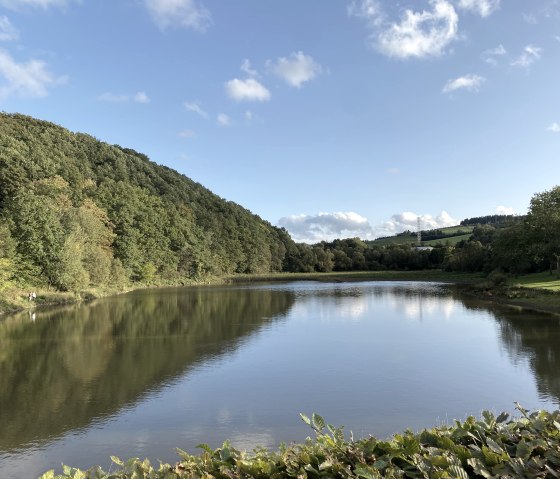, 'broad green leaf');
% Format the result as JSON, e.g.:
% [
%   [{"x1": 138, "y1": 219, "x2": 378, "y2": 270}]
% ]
[
  {"x1": 496, "y1": 412, "x2": 509, "y2": 423},
  {"x1": 110, "y1": 456, "x2": 124, "y2": 466},
  {"x1": 486, "y1": 437, "x2": 503, "y2": 454},
  {"x1": 312, "y1": 413, "x2": 325, "y2": 430},
  {"x1": 448, "y1": 465, "x2": 468, "y2": 479},
  {"x1": 354, "y1": 465, "x2": 380, "y2": 479},
  {"x1": 300, "y1": 413, "x2": 311, "y2": 426},
  {"x1": 38, "y1": 471, "x2": 55, "y2": 479}
]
